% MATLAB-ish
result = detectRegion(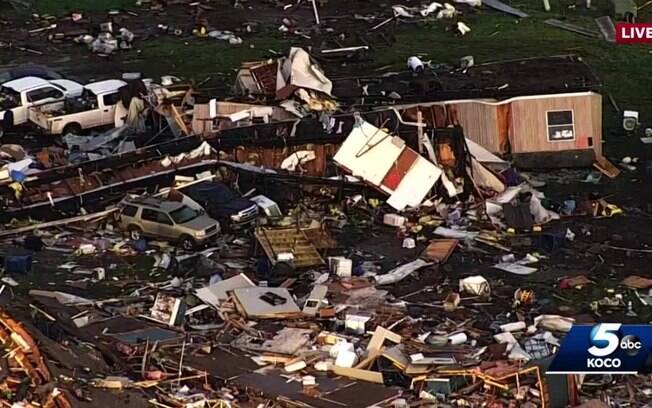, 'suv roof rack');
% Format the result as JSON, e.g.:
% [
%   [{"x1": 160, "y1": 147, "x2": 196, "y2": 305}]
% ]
[{"x1": 123, "y1": 196, "x2": 165, "y2": 208}]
